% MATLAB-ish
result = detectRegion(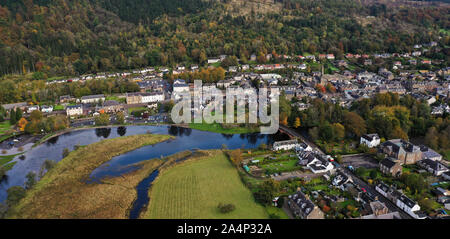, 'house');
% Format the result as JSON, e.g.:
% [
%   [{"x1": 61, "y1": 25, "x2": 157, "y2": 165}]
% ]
[
  {"x1": 360, "y1": 134, "x2": 380, "y2": 148},
  {"x1": 126, "y1": 92, "x2": 142, "y2": 104},
  {"x1": 304, "y1": 153, "x2": 334, "y2": 174},
  {"x1": 380, "y1": 139, "x2": 422, "y2": 165},
  {"x1": 66, "y1": 105, "x2": 83, "y2": 117},
  {"x1": 332, "y1": 171, "x2": 353, "y2": 190},
  {"x1": 296, "y1": 142, "x2": 312, "y2": 152},
  {"x1": 1, "y1": 102, "x2": 28, "y2": 111},
  {"x1": 273, "y1": 140, "x2": 299, "y2": 151},
  {"x1": 375, "y1": 182, "x2": 426, "y2": 219},
  {"x1": 81, "y1": 94, "x2": 105, "y2": 104},
  {"x1": 207, "y1": 58, "x2": 221, "y2": 64},
  {"x1": 379, "y1": 158, "x2": 402, "y2": 177},
  {"x1": 27, "y1": 105, "x2": 40, "y2": 114},
  {"x1": 417, "y1": 158, "x2": 449, "y2": 176},
  {"x1": 102, "y1": 100, "x2": 123, "y2": 113},
  {"x1": 375, "y1": 182, "x2": 391, "y2": 198},
  {"x1": 360, "y1": 201, "x2": 402, "y2": 219},
  {"x1": 59, "y1": 95, "x2": 75, "y2": 103},
  {"x1": 396, "y1": 195, "x2": 425, "y2": 219},
  {"x1": 41, "y1": 105, "x2": 54, "y2": 113},
  {"x1": 287, "y1": 191, "x2": 324, "y2": 219},
  {"x1": 443, "y1": 171, "x2": 450, "y2": 180},
  {"x1": 419, "y1": 145, "x2": 442, "y2": 161},
  {"x1": 141, "y1": 92, "x2": 165, "y2": 103}
]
